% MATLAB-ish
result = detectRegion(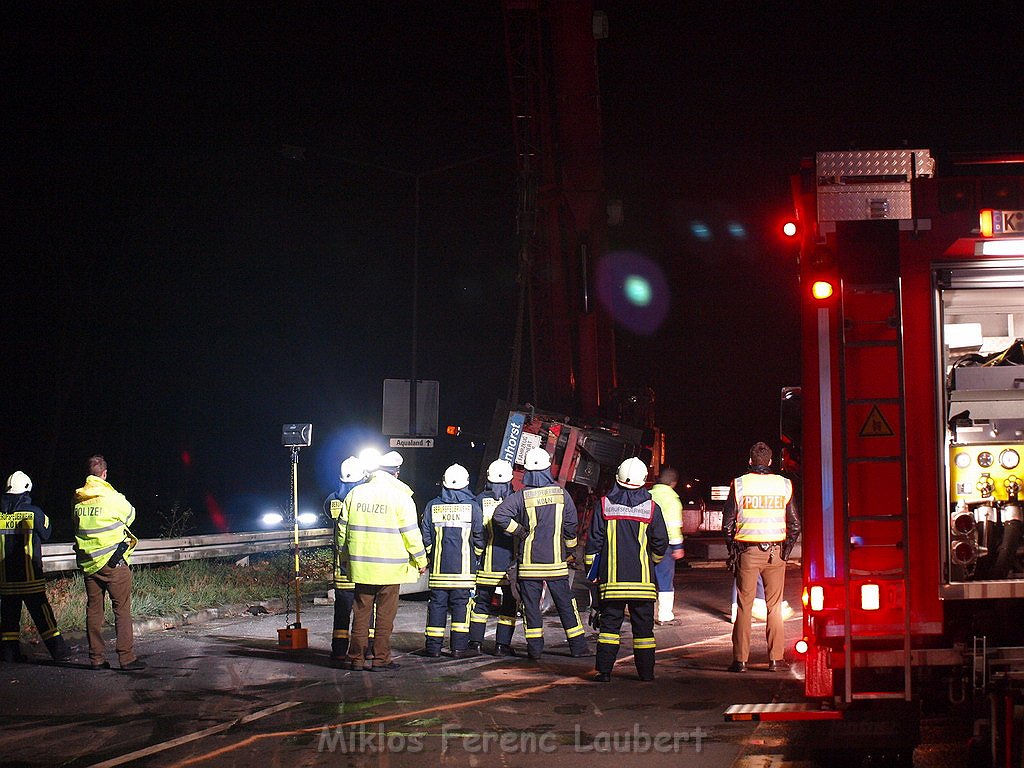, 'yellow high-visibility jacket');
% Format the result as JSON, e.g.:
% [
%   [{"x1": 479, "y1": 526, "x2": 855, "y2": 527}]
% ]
[
  {"x1": 650, "y1": 483, "x2": 684, "y2": 549},
  {"x1": 73, "y1": 475, "x2": 137, "y2": 576},
  {"x1": 339, "y1": 471, "x2": 427, "y2": 585}
]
